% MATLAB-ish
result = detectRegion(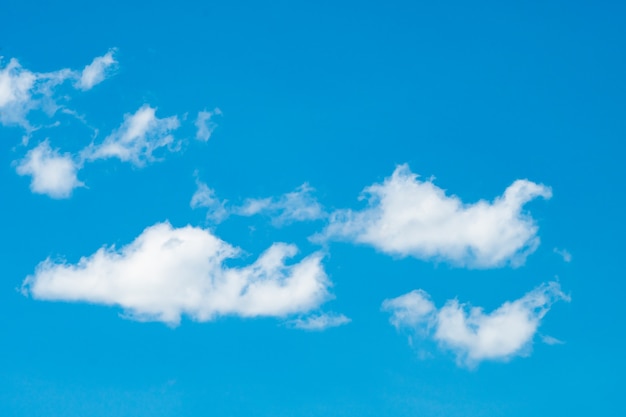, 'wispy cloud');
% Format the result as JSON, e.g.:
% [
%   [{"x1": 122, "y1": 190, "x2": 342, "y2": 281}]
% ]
[
  {"x1": 553, "y1": 248, "x2": 572, "y2": 262},
  {"x1": 22, "y1": 222, "x2": 332, "y2": 326},
  {"x1": 190, "y1": 180, "x2": 326, "y2": 226},
  {"x1": 1, "y1": 51, "x2": 118, "y2": 131},
  {"x1": 0, "y1": 58, "x2": 73, "y2": 130},
  {"x1": 195, "y1": 108, "x2": 221, "y2": 141},
  {"x1": 15, "y1": 140, "x2": 83, "y2": 198},
  {"x1": 14, "y1": 104, "x2": 184, "y2": 199},
  {"x1": 541, "y1": 335, "x2": 565, "y2": 345},
  {"x1": 82, "y1": 105, "x2": 180, "y2": 165},
  {"x1": 74, "y1": 49, "x2": 118, "y2": 91},
  {"x1": 382, "y1": 282, "x2": 569, "y2": 367},
  {"x1": 317, "y1": 164, "x2": 552, "y2": 268},
  {"x1": 3, "y1": 51, "x2": 221, "y2": 200},
  {"x1": 190, "y1": 178, "x2": 229, "y2": 223},
  {"x1": 287, "y1": 313, "x2": 351, "y2": 331},
  {"x1": 237, "y1": 184, "x2": 326, "y2": 226}
]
